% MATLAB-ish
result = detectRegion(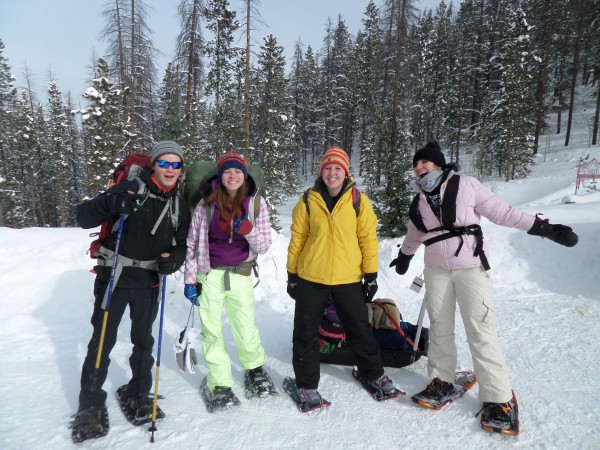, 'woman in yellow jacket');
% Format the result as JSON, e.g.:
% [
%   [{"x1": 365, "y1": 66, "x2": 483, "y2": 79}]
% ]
[{"x1": 286, "y1": 146, "x2": 400, "y2": 410}]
